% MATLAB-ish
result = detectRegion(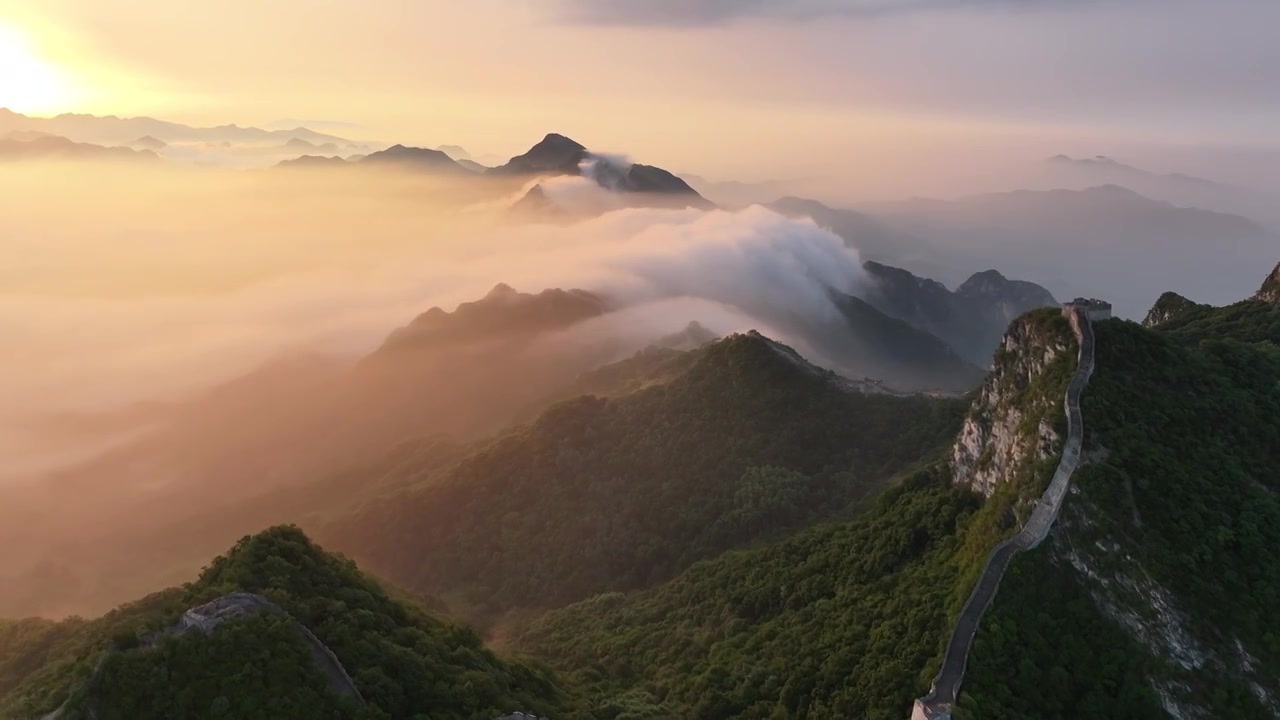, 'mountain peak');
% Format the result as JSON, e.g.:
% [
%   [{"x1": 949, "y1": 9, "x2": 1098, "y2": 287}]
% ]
[
  {"x1": 539, "y1": 132, "x2": 585, "y2": 150},
  {"x1": 358, "y1": 144, "x2": 466, "y2": 172},
  {"x1": 490, "y1": 133, "x2": 589, "y2": 175},
  {"x1": 1142, "y1": 291, "x2": 1203, "y2": 327},
  {"x1": 379, "y1": 285, "x2": 606, "y2": 354},
  {"x1": 955, "y1": 269, "x2": 1019, "y2": 298},
  {"x1": 485, "y1": 282, "x2": 518, "y2": 299}
]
